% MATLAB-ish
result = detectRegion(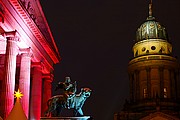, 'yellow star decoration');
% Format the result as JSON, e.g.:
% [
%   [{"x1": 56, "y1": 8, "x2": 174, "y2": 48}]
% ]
[{"x1": 14, "y1": 89, "x2": 23, "y2": 99}]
